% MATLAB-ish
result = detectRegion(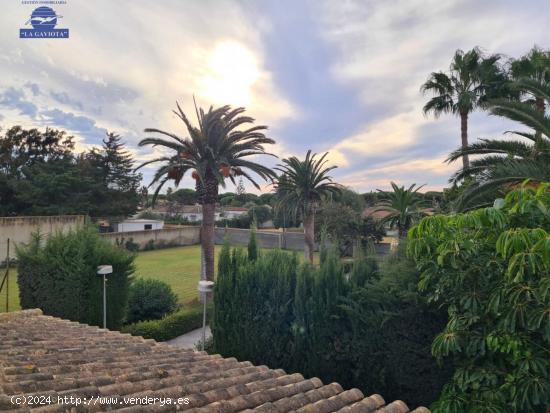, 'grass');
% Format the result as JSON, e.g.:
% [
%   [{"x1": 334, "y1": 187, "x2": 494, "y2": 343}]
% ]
[
  {"x1": 134, "y1": 245, "x2": 221, "y2": 307},
  {"x1": 0, "y1": 244, "x2": 316, "y2": 313},
  {"x1": 0, "y1": 268, "x2": 20, "y2": 312}
]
